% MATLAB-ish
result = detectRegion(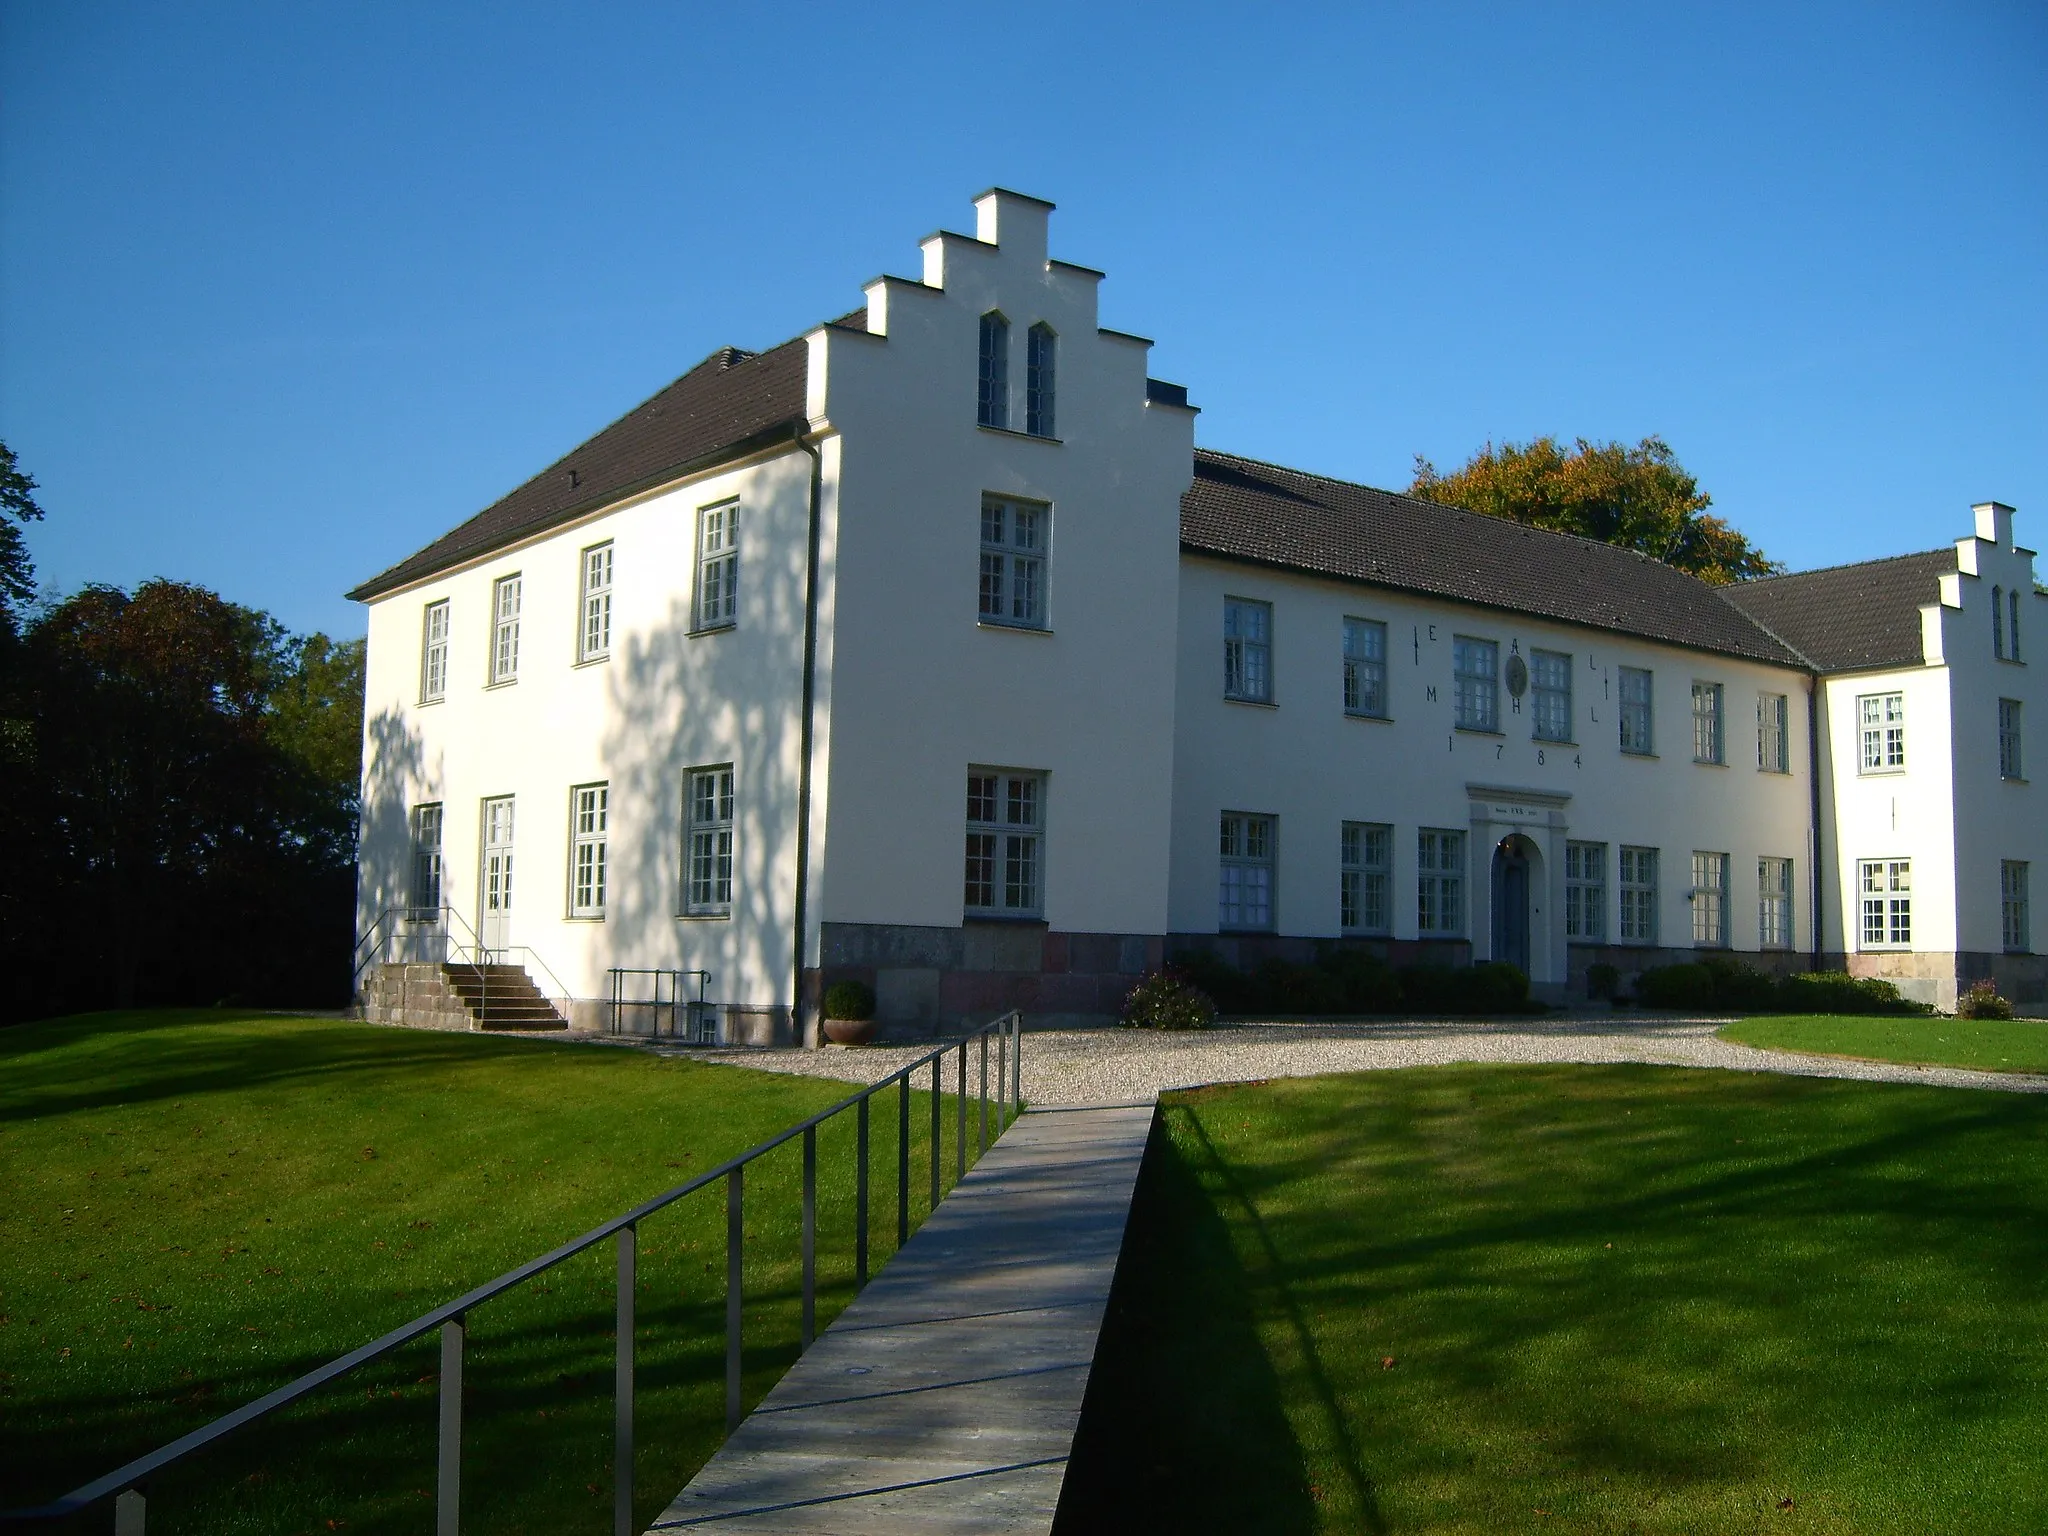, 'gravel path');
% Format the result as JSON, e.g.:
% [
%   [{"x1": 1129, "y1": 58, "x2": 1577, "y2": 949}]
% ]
[{"x1": 650, "y1": 1016, "x2": 2048, "y2": 1104}]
